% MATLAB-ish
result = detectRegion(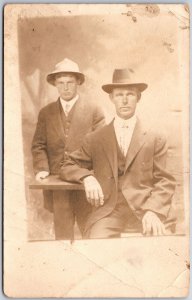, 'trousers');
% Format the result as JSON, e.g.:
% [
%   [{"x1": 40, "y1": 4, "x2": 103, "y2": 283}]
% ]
[
  {"x1": 53, "y1": 190, "x2": 91, "y2": 240},
  {"x1": 84, "y1": 192, "x2": 142, "y2": 239}
]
